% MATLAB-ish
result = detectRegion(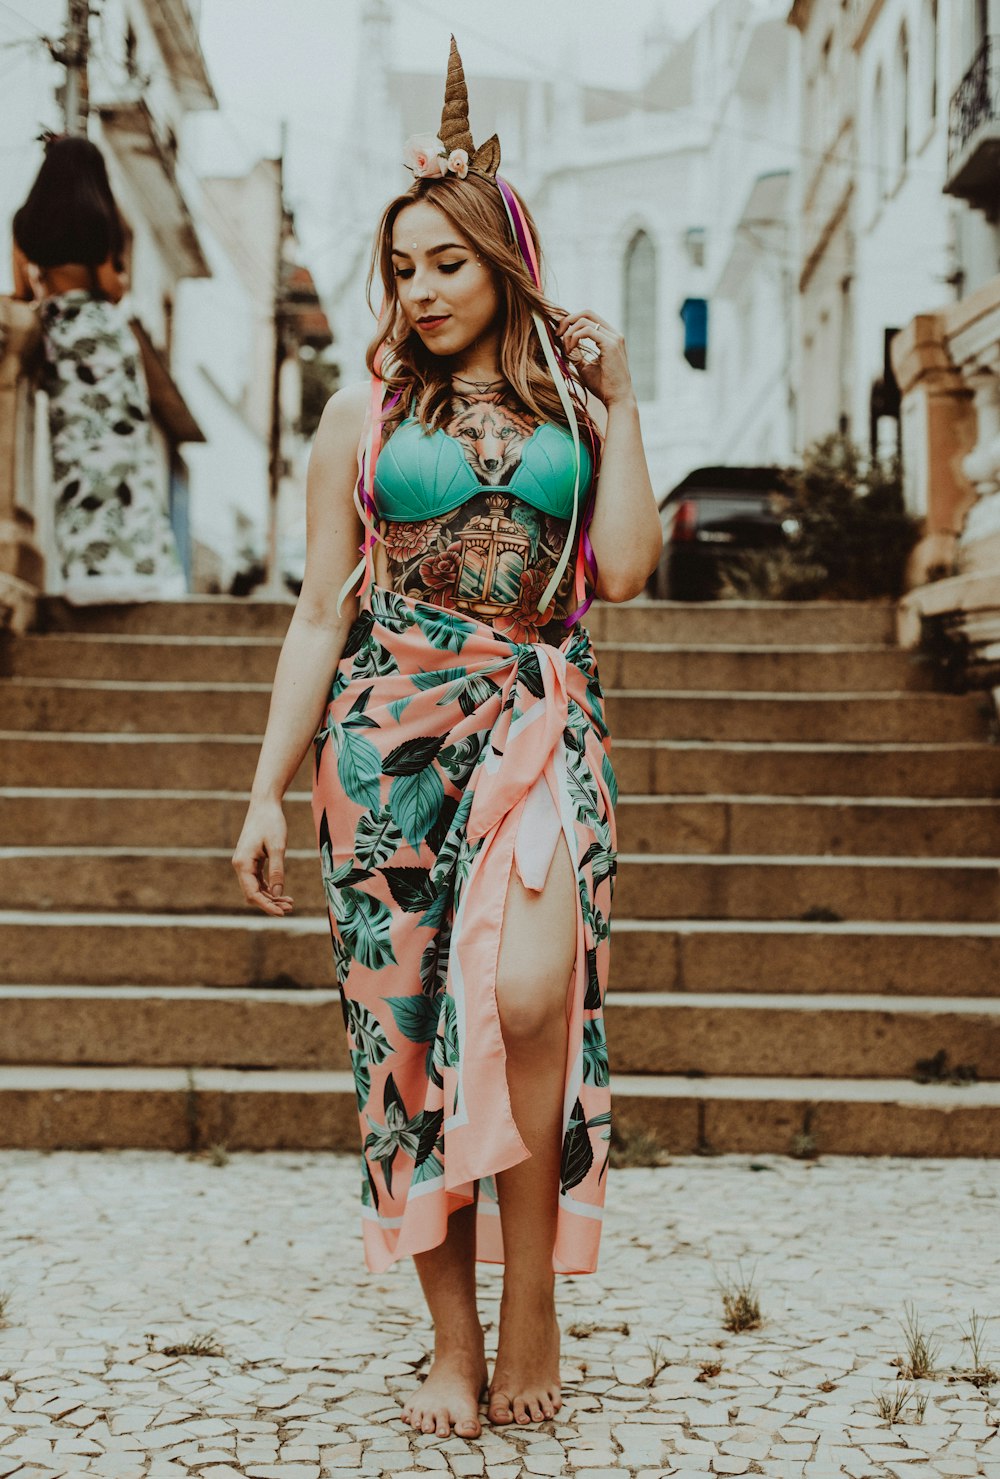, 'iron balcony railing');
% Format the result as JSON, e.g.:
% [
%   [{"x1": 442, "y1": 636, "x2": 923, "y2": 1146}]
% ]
[{"x1": 948, "y1": 33, "x2": 1000, "y2": 172}]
